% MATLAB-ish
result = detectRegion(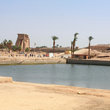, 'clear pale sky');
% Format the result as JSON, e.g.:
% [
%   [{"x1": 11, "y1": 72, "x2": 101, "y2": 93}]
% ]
[{"x1": 0, "y1": 0, "x2": 110, "y2": 48}]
